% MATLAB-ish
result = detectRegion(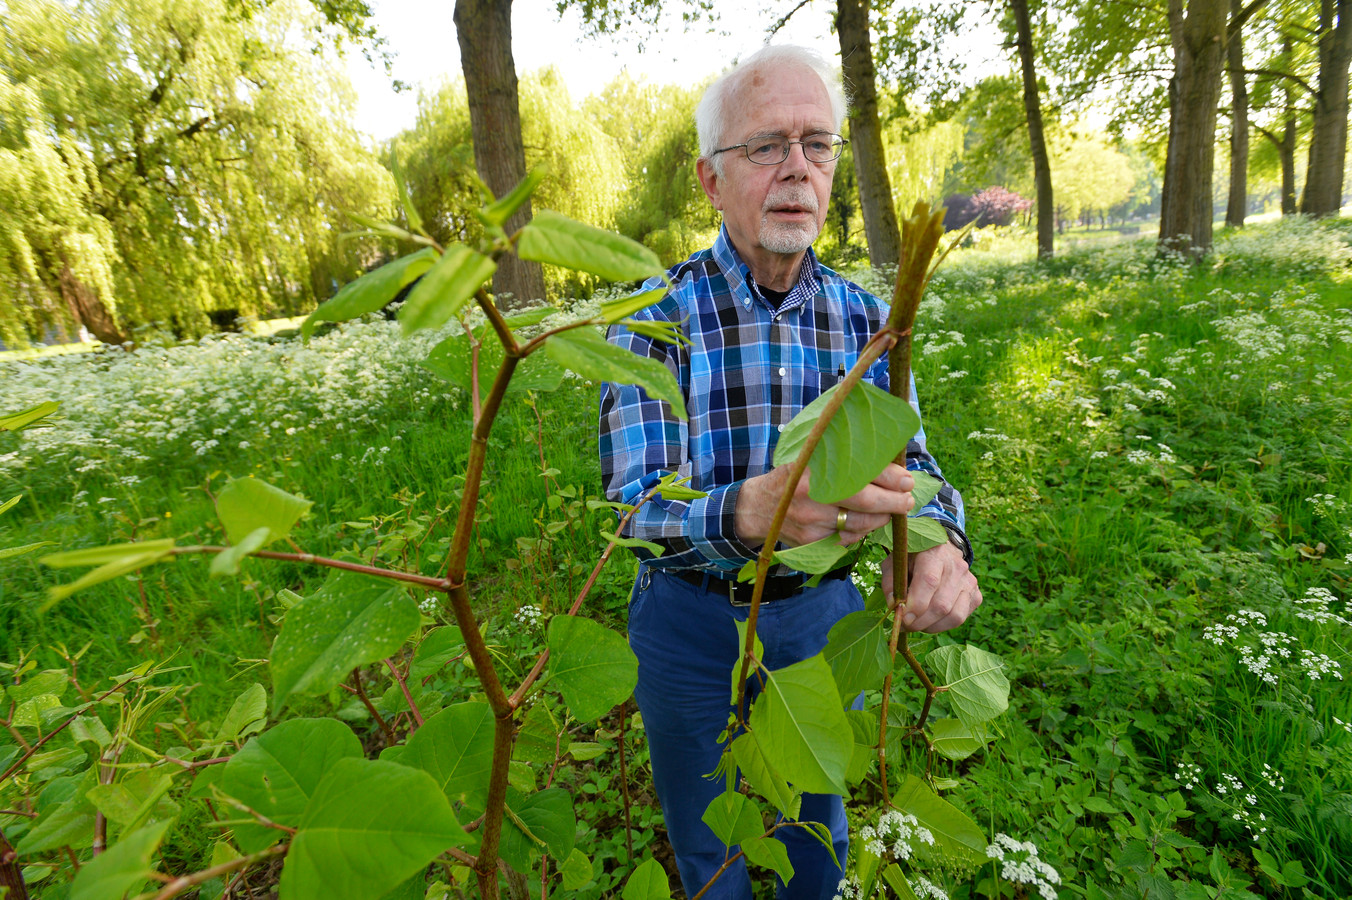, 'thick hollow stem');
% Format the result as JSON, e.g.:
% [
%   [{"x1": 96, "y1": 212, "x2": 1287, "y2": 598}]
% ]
[
  {"x1": 148, "y1": 844, "x2": 288, "y2": 900},
  {"x1": 472, "y1": 713, "x2": 518, "y2": 900},
  {"x1": 733, "y1": 330, "x2": 899, "y2": 722}
]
